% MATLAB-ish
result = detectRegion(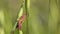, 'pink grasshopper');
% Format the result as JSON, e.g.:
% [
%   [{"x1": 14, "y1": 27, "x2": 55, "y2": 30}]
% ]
[
  {"x1": 11, "y1": 14, "x2": 26, "y2": 34},
  {"x1": 17, "y1": 14, "x2": 26, "y2": 30}
]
